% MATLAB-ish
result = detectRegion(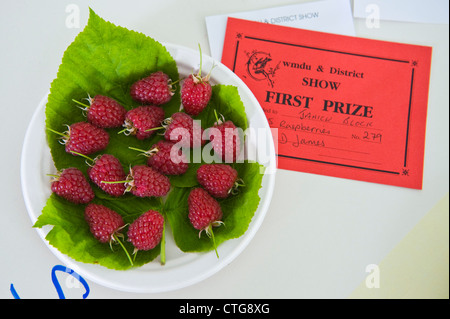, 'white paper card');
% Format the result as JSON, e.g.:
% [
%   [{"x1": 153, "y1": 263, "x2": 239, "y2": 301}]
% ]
[
  {"x1": 205, "y1": 0, "x2": 355, "y2": 61},
  {"x1": 353, "y1": 0, "x2": 449, "y2": 24}
]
